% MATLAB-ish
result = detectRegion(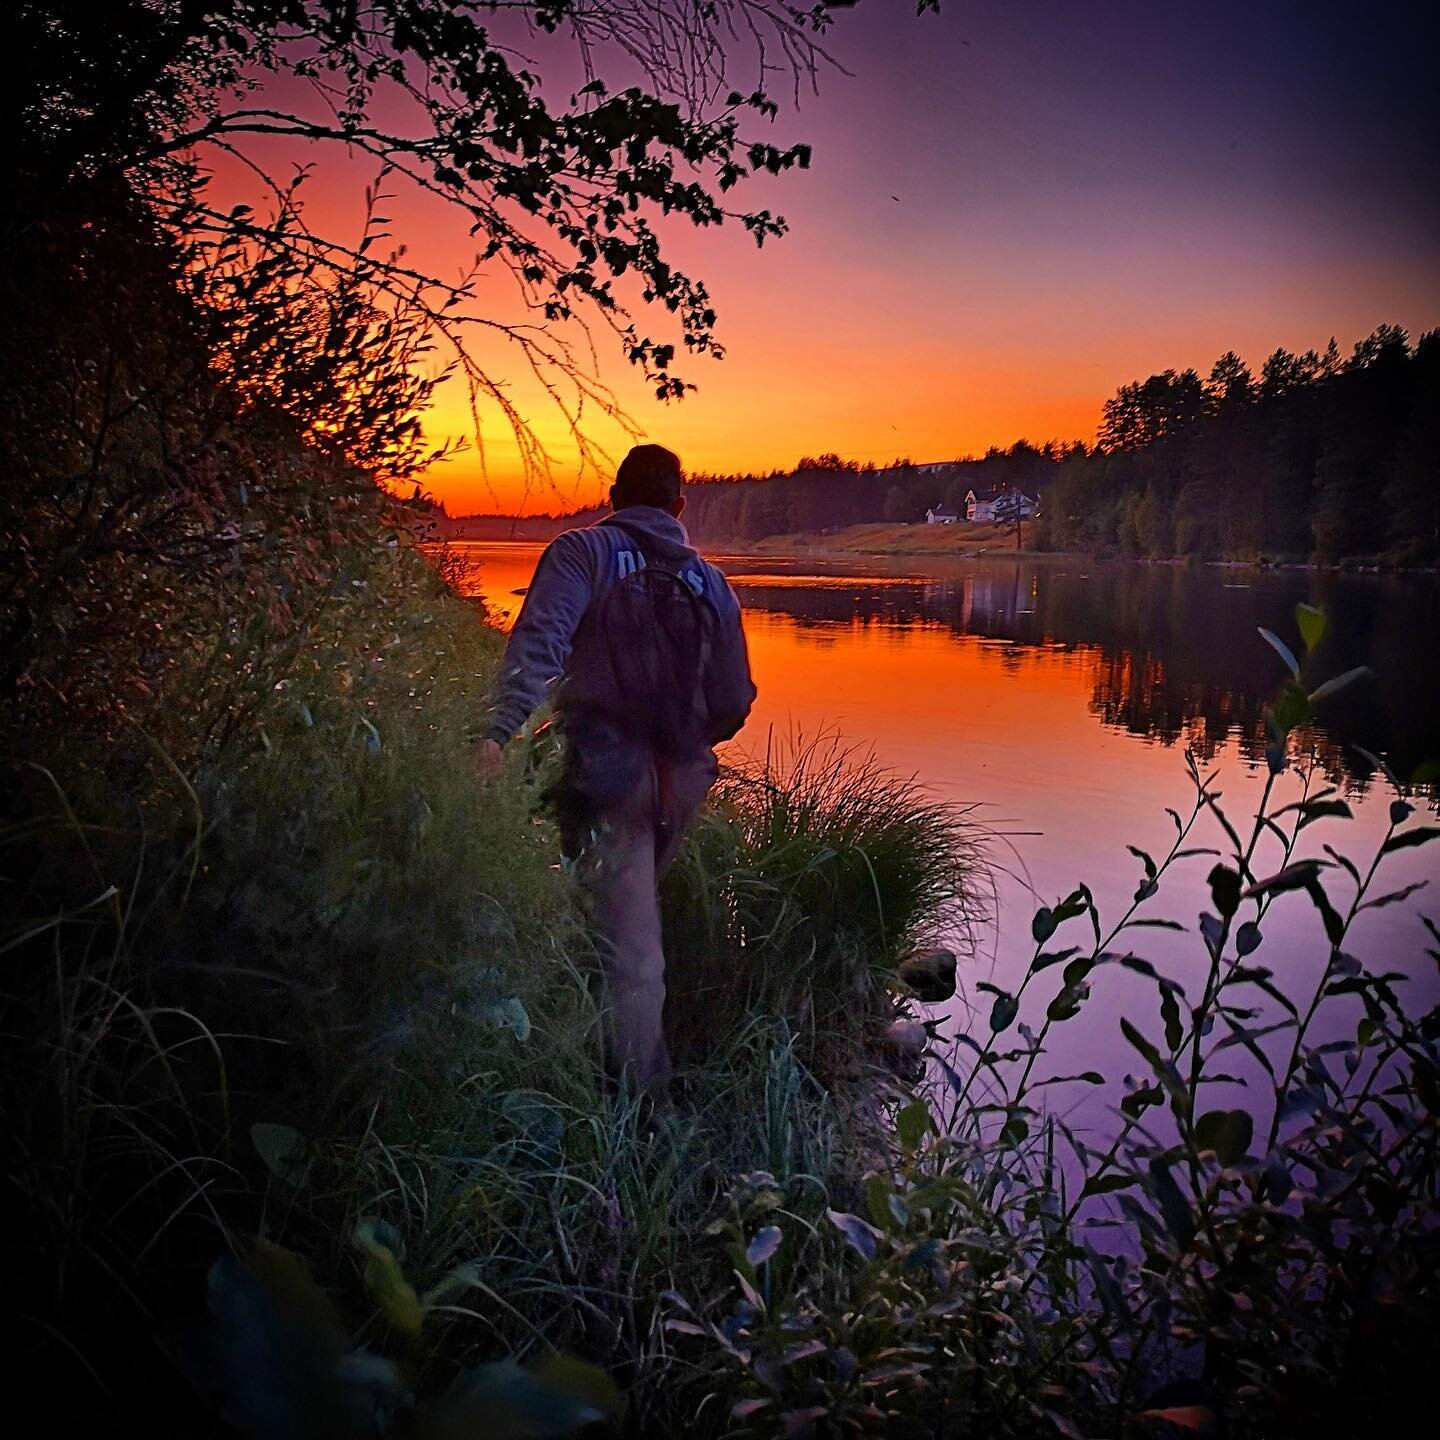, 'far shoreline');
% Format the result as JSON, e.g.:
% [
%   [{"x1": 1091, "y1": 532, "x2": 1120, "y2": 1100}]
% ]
[{"x1": 445, "y1": 519, "x2": 1439, "y2": 576}]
